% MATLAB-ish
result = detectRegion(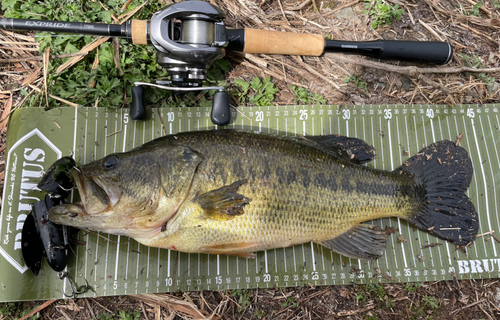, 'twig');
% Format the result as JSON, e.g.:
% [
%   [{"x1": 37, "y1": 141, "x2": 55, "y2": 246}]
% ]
[
  {"x1": 98, "y1": 1, "x2": 119, "y2": 23},
  {"x1": 326, "y1": 53, "x2": 500, "y2": 95},
  {"x1": 137, "y1": 302, "x2": 149, "y2": 320},
  {"x1": 106, "y1": 108, "x2": 124, "y2": 138},
  {"x1": 456, "y1": 133, "x2": 463, "y2": 146},
  {"x1": 84, "y1": 299, "x2": 97, "y2": 320},
  {"x1": 0, "y1": 52, "x2": 86, "y2": 64},
  {"x1": 56, "y1": 37, "x2": 109, "y2": 74},
  {"x1": 337, "y1": 305, "x2": 376, "y2": 316},
  {"x1": 418, "y1": 20, "x2": 444, "y2": 41},
  {"x1": 28, "y1": 84, "x2": 80, "y2": 107},
  {"x1": 478, "y1": 301, "x2": 494, "y2": 320},
  {"x1": 276, "y1": 0, "x2": 291, "y2": 25},
  {"x1": 230, "y1": 105, "x2": 252, "y2": 122},
  {"x1": 421, "y1": 243, "x2": 442, "y2": 249},
  {"x1": 476, "y1": 230, "x2": 495, "y2": 237},
  {"x1": 331, "y1": 0, "x2": 361, "y2": 13},
  {"x1": 18, "y1": 300, "x2": 57, "y2": 320},
  {"x1": 241, "y1": 61, "x2": 305, "y2": 88},
  {"x1": 450, "y1": 298, "x2": 486, "y2": 315},
  {"x1": 43, "y1": 47, "x2": 50, "y2": 110},
  {"x1": 56, "y1": 307, "x2": 72, "y2": 320},
  {"x1": 92, "y1": 299, "x2": 114, "y2": 314},
  {"x1": 157, "y1": 106, "x2": 166, "y2": 136},
  {"x1": 491, "y1": 234, "x2": 500, "y2": 243},
  {"x1": 121, "y1": 0, "x2": 134, "y2": 12},
  {"x1": 458, "y1": 23, "x2": 496, "y2": 42},
  {"x1": 0, "y1": 93, "x2": 12, "y2": 133},
  {"x1": 291, "y1": 55, "x2": 341, "y2": 90},
  {"x1": 285, "y1": 0, "x2": 311, "y2": 11},
  {"x1": 0, "y1": 46, "x2": 39, "y2": 51},
  {"x1": 113, "y1": 38, "x2": 124, "y2": 76}
]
